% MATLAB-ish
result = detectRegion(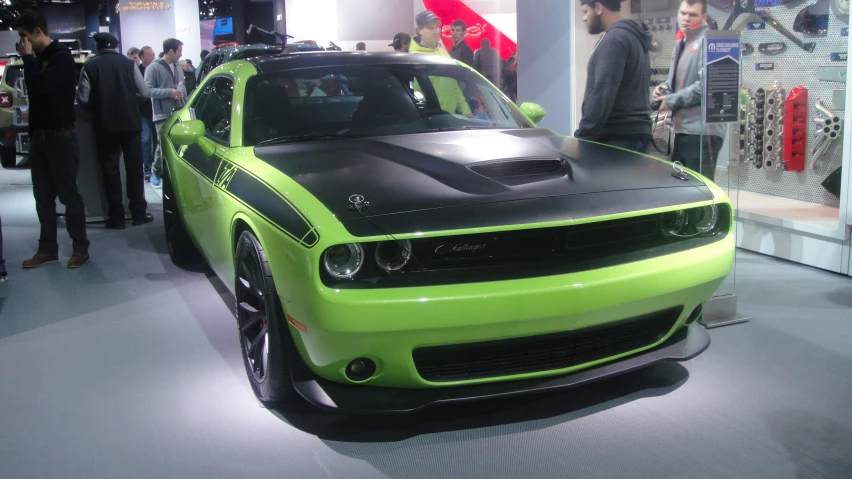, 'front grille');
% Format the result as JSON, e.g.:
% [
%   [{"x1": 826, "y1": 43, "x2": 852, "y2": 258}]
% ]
[{"x1": 413, "y1": 307, "x2": 683, "y2": 382}]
